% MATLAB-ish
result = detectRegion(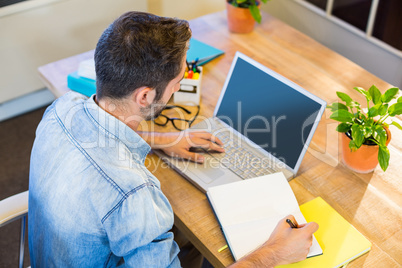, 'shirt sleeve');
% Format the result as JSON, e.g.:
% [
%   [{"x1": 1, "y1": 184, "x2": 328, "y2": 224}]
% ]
[{"x1": 102, "y1": 183, "x2": 181, "y2": 267}]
